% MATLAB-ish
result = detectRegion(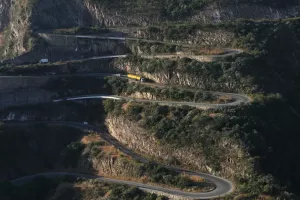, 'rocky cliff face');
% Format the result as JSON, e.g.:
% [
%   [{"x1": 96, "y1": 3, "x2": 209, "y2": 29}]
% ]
[
  {"x1": 132, "y1": 29, "x2": 235, "y2": 47},
  {"x1": 0, "y1": 0, "x2": 10, "y2": 31},
  {"x1": 105, "y1": 114, "x2": 254, "y2": 181},
  {"x1": 31, "y1": 1, "x2": 300, "y2": 28},
  {"x1": 78, "y1": 148, "x2": 141, "y2": 178},
  {"x1": 31, "y1": 0, "x2": 92, "y2": 29},
  {"x1": 29, "y1": 2, "x2": 300, "y2": 28},
  {"x1": 0, "y1": 0, "x2": 34, "y2": 58},
  {"x1": 114, "y1": 59, "x2": 253, "y2": 93},
  {"x1": 191, "y1": 3, "x2": 300, "y2": 23},
  {"x1": 1, "y1": 0, "x2": 300, "y2": 59},
  {"x1": 30, "y1": 0, "x2": 160, "y2": 29}
]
